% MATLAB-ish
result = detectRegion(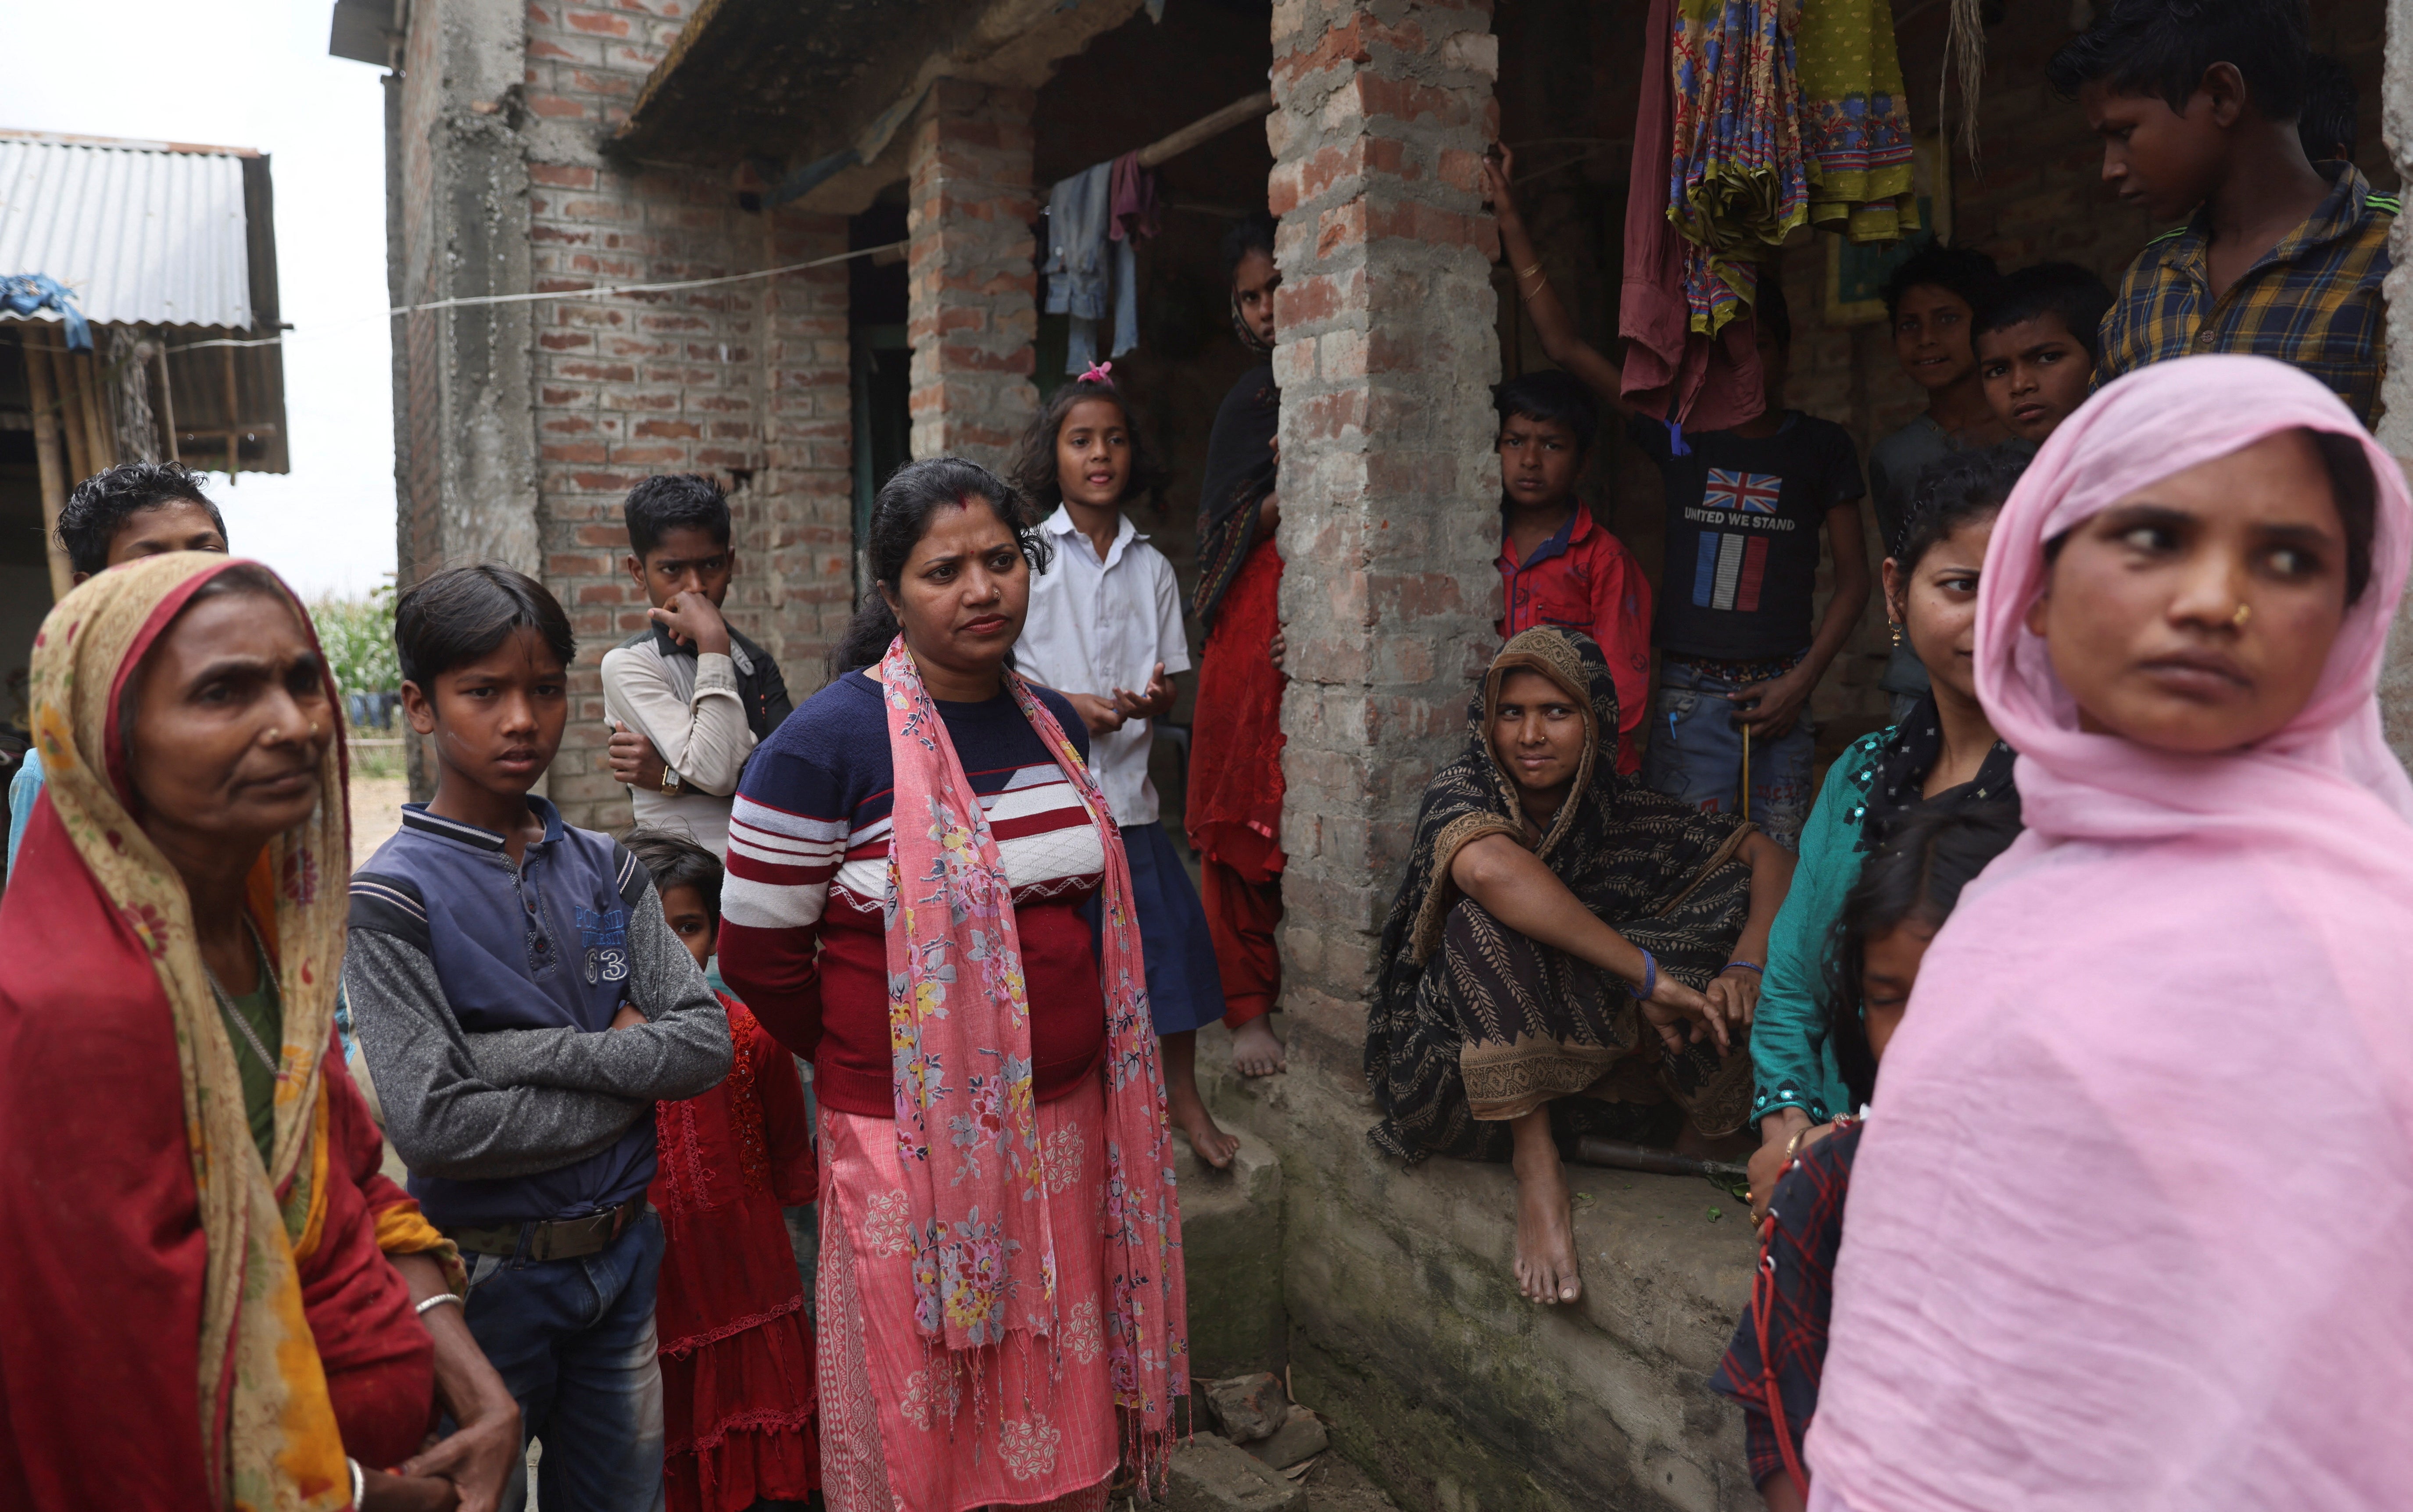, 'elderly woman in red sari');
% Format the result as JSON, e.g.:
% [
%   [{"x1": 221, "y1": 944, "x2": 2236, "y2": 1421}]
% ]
[{"x1": 0, "y1": 554, "x2": 518, "y2": 1511}]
